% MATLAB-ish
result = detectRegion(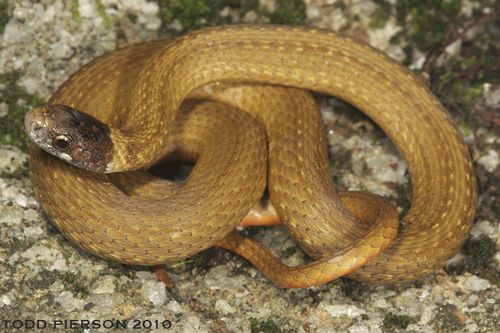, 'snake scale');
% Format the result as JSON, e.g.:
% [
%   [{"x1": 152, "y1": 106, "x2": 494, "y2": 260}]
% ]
[{"x1": 25, "y1": 25, "x2": 477, "y2": 288}]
